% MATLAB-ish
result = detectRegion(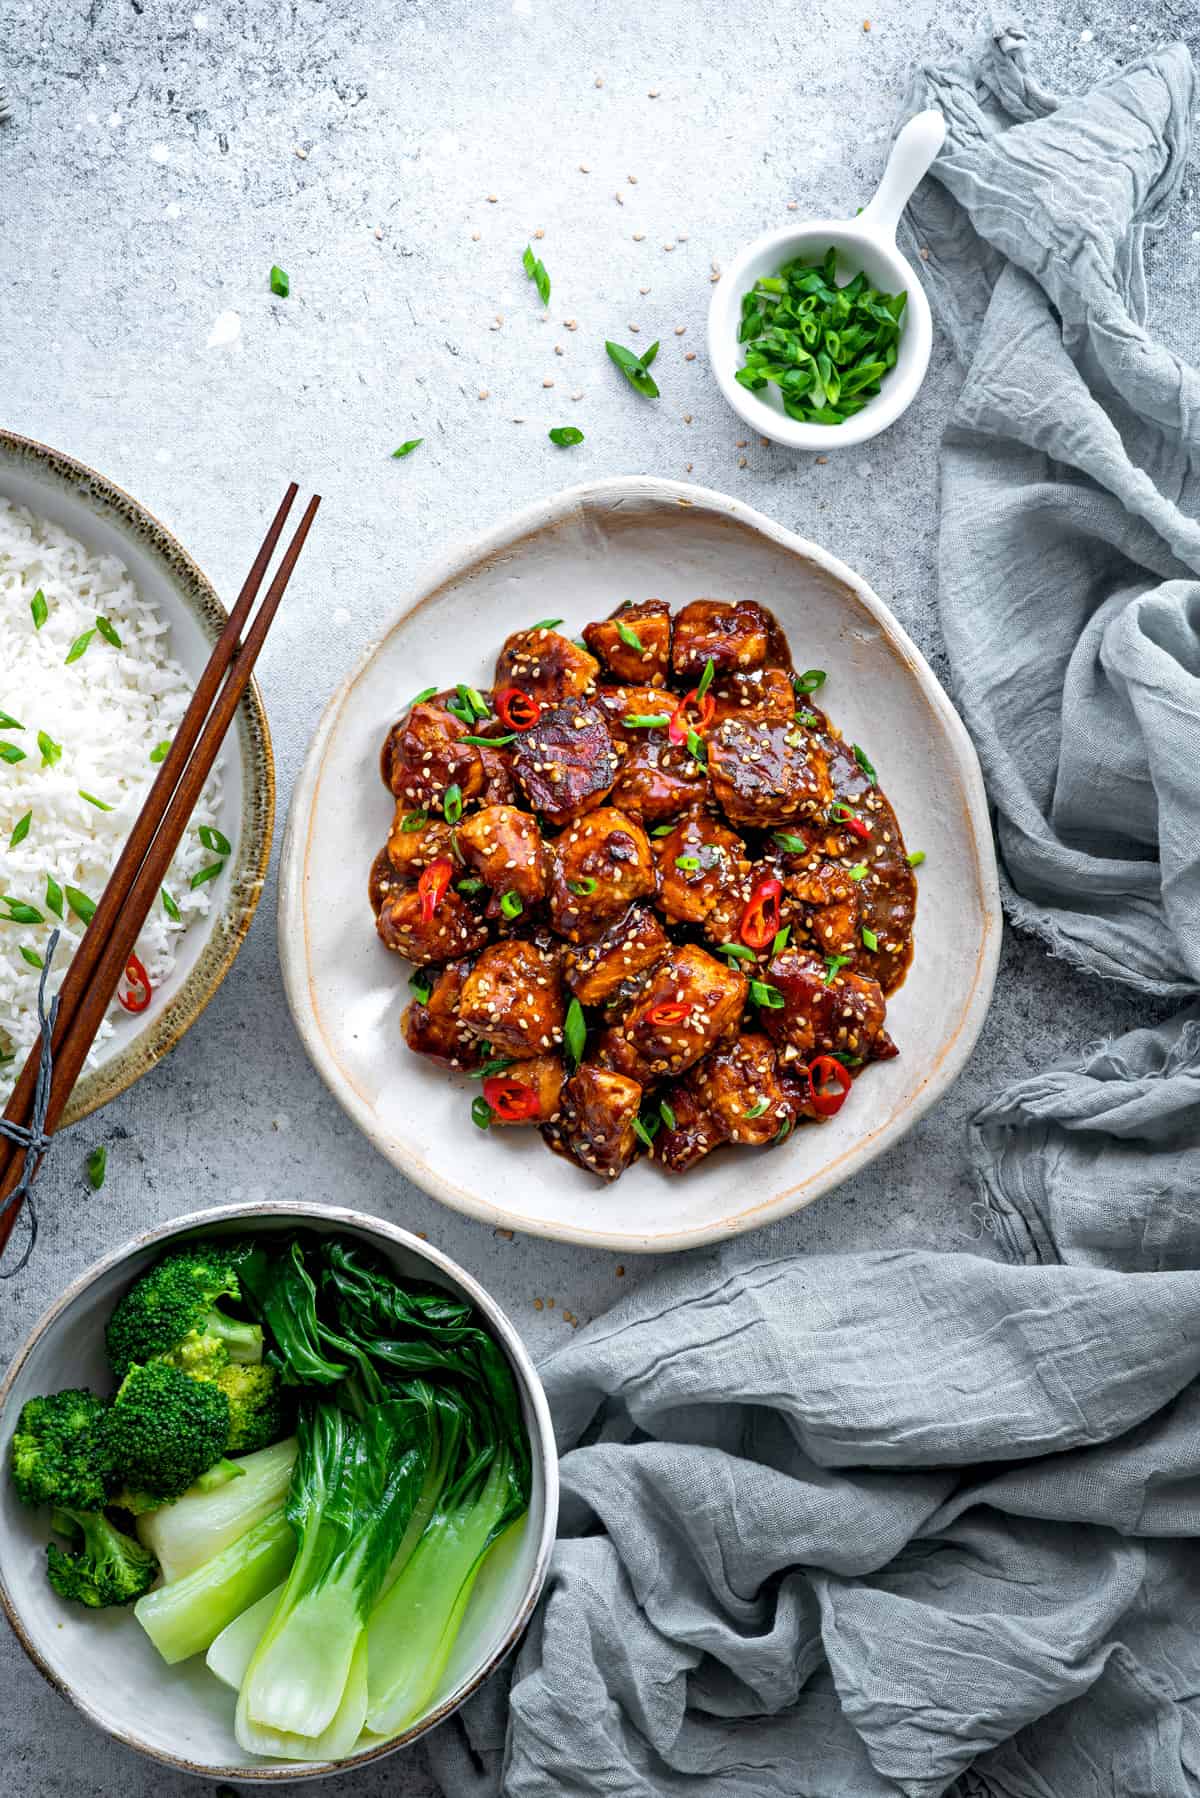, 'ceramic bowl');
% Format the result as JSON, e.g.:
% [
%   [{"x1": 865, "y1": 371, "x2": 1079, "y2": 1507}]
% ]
[
  {"x1": 0, "y1": 430, "x2": 275, "y2": 1126},
  {"x1": 279, "y1": 475, "x2": 1002, "y2": 1253},
  {"x1": 0, "y1": 1201, "x2": 558, "y2": 1779}
]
